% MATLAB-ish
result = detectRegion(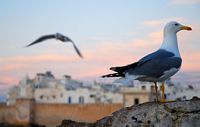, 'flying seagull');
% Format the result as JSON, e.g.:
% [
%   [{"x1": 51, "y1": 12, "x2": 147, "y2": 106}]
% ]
[
  {"x1": 102, "y1": 21, "x2": 192, "y2": 102},
  {"x1": 26, "y1": 33, "x2": 83, "y2": 58}
]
